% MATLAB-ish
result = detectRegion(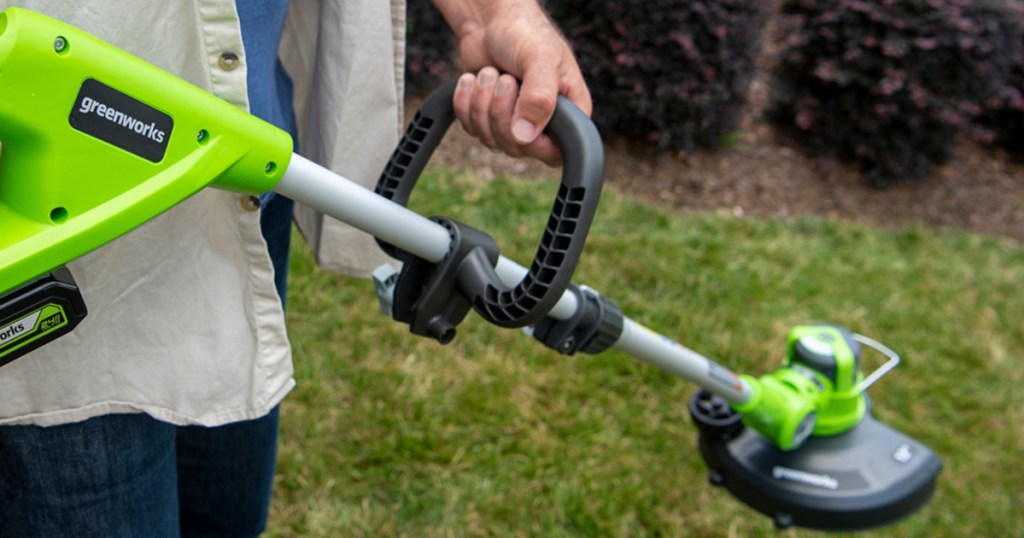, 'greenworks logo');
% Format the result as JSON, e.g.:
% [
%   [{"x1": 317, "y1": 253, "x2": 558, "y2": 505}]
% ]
[
  {"x1": 77, "y1": 96, "x2": 167, "y2": 143},
  {"x1": 0, "y1": 306, "x2": 67, "y2": 358},
  {"x1": 69, "y1": 79, "x2": 173, "y2": 162},
  {"x1": 0, "y1": 311, "x2": 37, "y2": 343}
]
